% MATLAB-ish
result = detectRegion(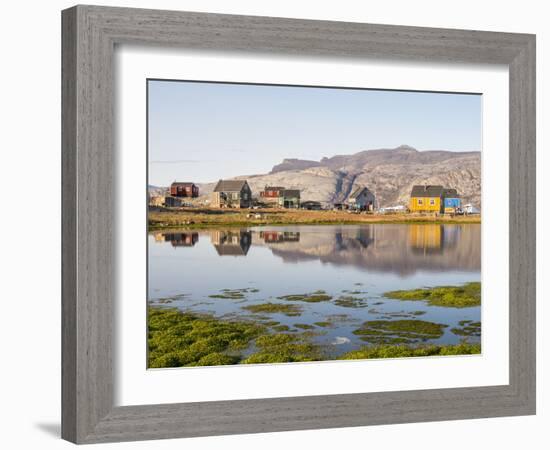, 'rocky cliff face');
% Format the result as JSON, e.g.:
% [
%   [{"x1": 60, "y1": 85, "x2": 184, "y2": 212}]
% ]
[{"x1": 188, "y1": 145, "x2": 481, "y2": 208}]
